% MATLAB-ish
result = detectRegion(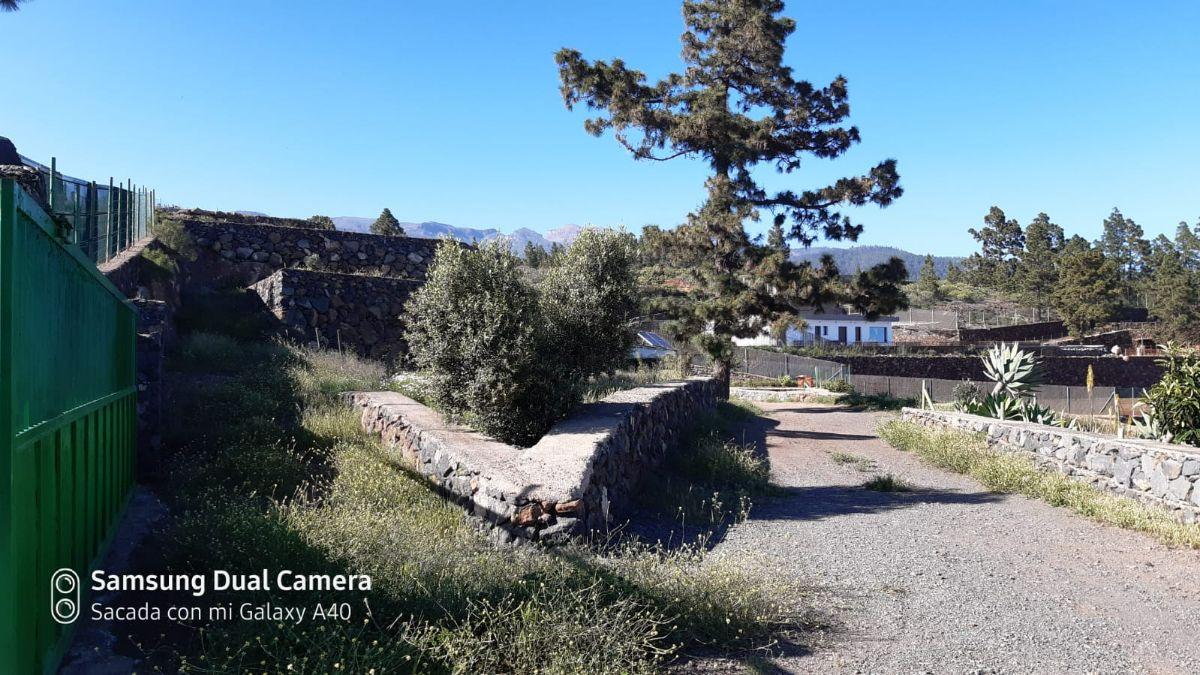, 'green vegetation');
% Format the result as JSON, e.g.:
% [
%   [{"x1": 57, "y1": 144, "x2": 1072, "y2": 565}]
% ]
[
  {"x1": 369, "y1": 207, "x2": 405, "y2": 237},
  {"x1": 307, "y1": 214, "x2": 336, "y2": 230},
  {"x1": 405, "y1": 231, "x2": 638, "y2": 445},
  {"x1": 137, "y1": 245, "x2": 177, "y2": 283},
  {"x1": 957, "y1": 343, "x2": 1063, "y2": 426},
  {"x1": 950, "y1": 202, "x2": 1200, "y2": 338},
  {"x1": 557, "y1": 0, "x2": 907, "y2": 393},
  {"x1": 830, "y1": 452, "x2": 876, "y2": 472},
  {"x1": 862, "y1": 474, "x2": 911, "y2": 492},
  {"x1": 153, "y1": 326, "x2": 808, "y2": 672},
  {"x1": 149, "y1": 211, "x2": 198, "y2": 261},
  {"x1": 878, "y1": 420, "x2": 1200, "y2": 549},
  {"x1": 1139, "y1": 344, "x2": 1200, "y2": 446},
  {"x1": 639, "y1": 401, "x2": 771, "y2": 532}
]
